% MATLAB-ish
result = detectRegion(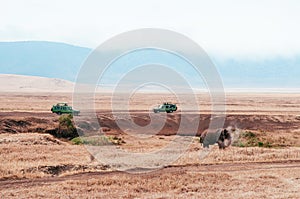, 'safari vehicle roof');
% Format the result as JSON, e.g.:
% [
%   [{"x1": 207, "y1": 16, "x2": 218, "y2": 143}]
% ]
[
  {"x1": 55, "y1": 103, "x2": 69, "y2": 106},
  {"x1": 163, "y1": 102, "x2": 175, "y2": 105}
]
